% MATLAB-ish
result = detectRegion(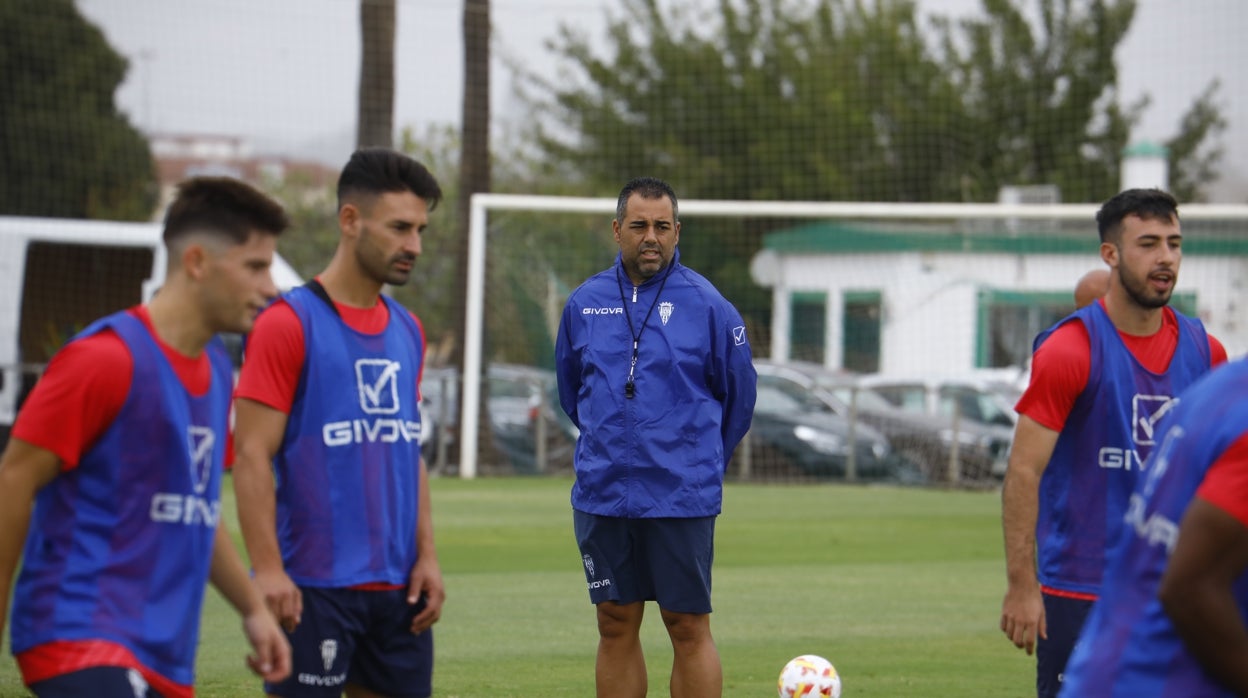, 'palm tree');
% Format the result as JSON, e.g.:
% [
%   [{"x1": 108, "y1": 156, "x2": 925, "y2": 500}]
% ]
[{"x1": 357, "y1": 0, "x2": 395, "y2": 148}]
